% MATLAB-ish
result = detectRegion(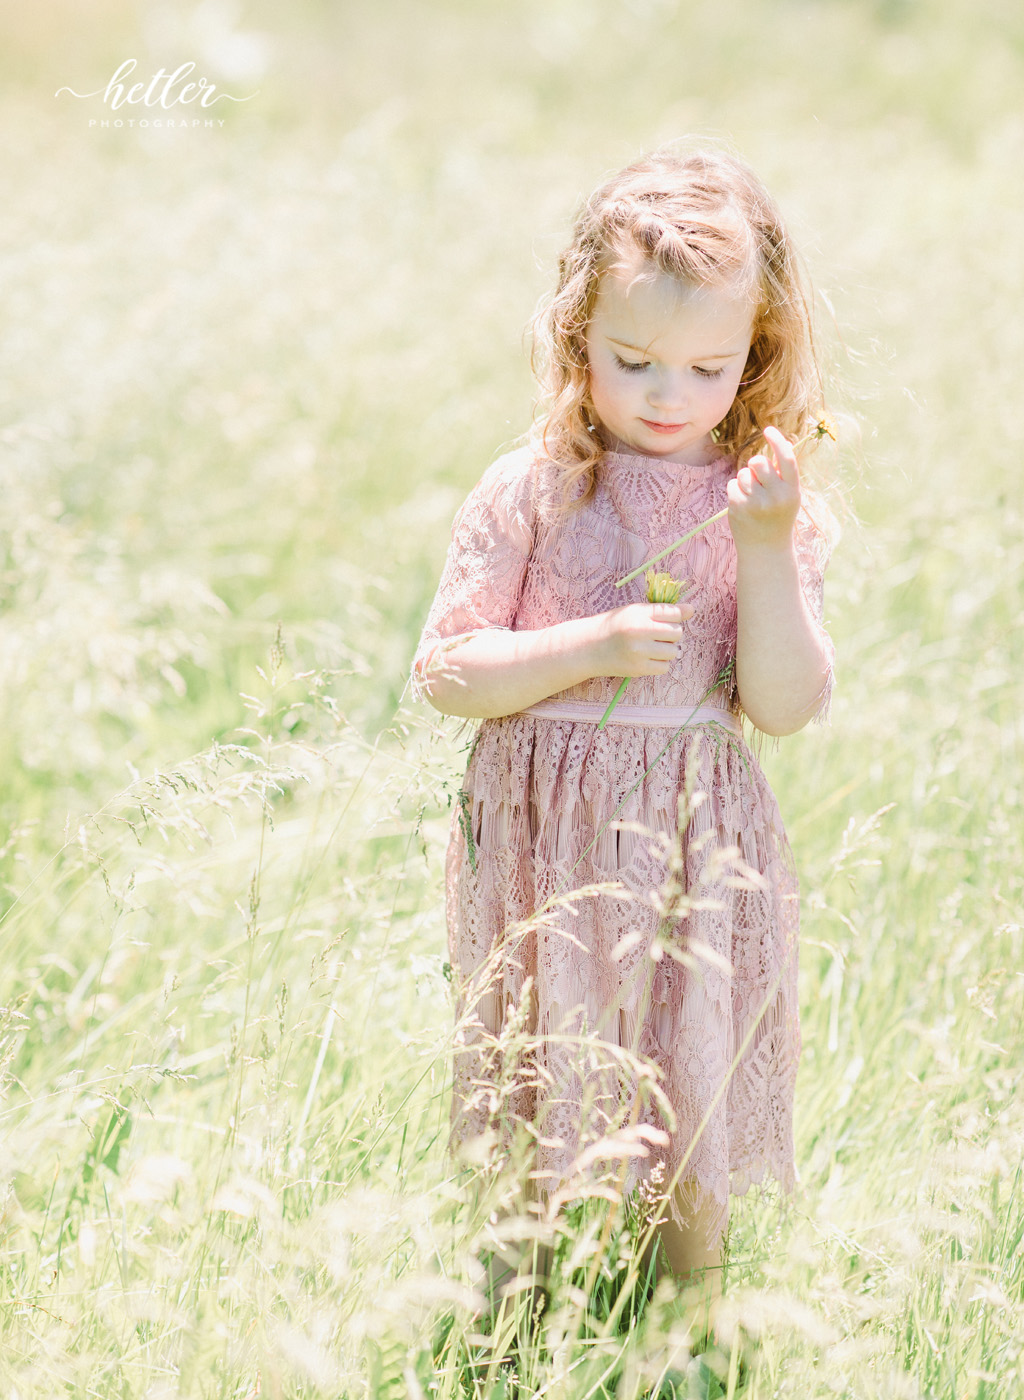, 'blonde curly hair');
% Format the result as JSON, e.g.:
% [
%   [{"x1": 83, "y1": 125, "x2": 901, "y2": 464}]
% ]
[{"x1": 528, "y1": 145, "x2": 825, "y2": 513}]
